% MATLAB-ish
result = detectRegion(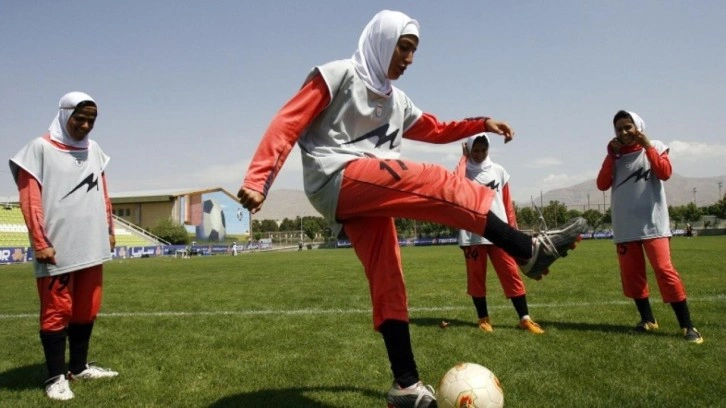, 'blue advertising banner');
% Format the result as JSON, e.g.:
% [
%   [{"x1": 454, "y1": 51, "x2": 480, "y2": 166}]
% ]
[{"x1": 0, "y1": 247, "x2": 30, "y2": 264}]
